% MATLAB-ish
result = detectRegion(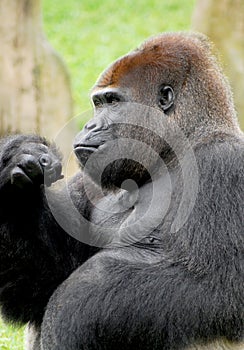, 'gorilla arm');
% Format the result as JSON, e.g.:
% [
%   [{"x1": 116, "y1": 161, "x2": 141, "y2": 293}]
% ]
[{"x1": 41, "y1": 248, "x2": 243, "y2": 350}]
